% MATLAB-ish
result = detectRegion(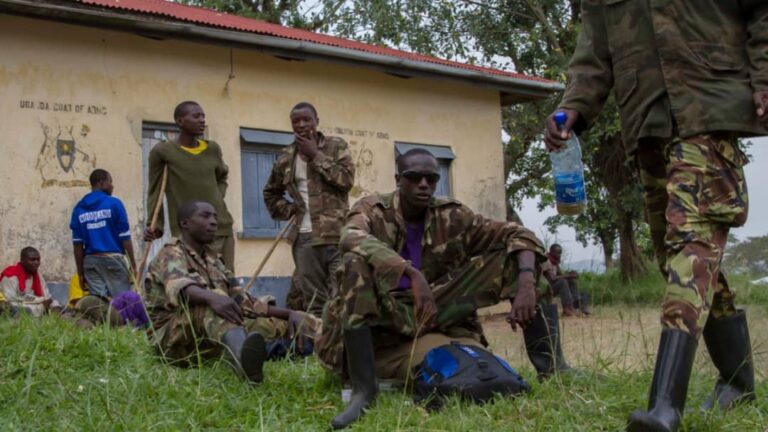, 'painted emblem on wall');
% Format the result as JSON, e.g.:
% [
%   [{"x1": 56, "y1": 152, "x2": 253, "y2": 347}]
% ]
[
  {"x1": 56, "y1": 139, "x2": 76, "y2": 172},
  {"x1": 35, "y1": 122, "x2": 96, "y2": 188}
]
